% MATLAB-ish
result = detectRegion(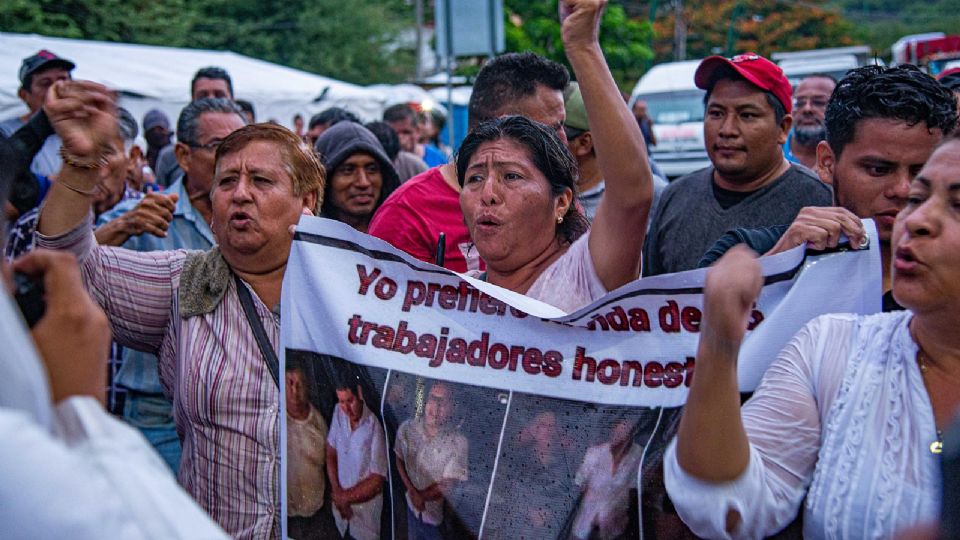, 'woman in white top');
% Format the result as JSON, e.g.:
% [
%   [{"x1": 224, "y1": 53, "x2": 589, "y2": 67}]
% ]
[
  {"x1": 664, "y1": 135, "x2": 960, "y2": 538},
  {"x1": 456, "y1": 0, "x2": 653, "y2": 313}
]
